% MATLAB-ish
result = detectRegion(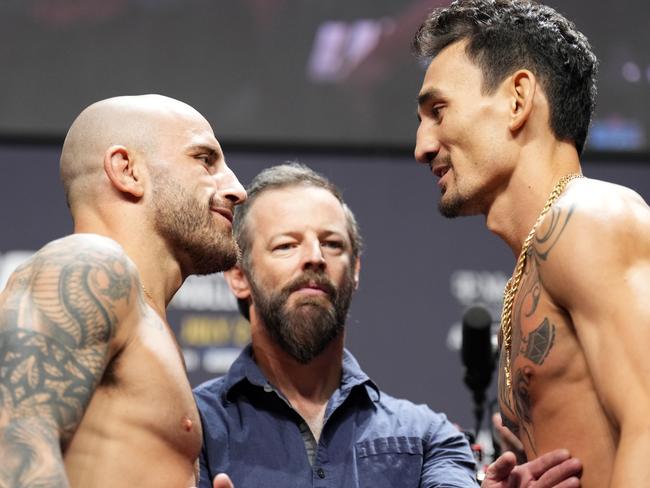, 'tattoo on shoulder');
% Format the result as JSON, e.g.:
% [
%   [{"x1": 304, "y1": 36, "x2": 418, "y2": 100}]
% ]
[
  {"x1": 533, "y1": 204, "x2": 578, "y2": 262},
  {"x1": 0, "y1": 237, "x2": 138, "y2": 484}
]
